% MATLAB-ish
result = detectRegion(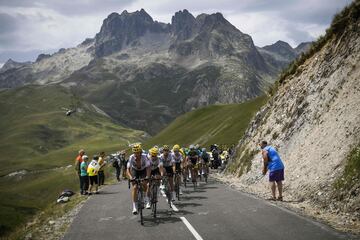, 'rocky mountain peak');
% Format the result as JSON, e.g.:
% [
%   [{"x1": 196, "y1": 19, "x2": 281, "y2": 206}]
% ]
[
  {"x1": 94, "y1": 9, "x2": 165, "y2": 57},
  {"x1": 1, "y1": 59, "x2": 30, "y2": 72},
  {"x1": 265, "y1": 40, "x2": 293, "y2": 51},
  {"x1": 263, "y1": 40, "x2": 297, "y2": 61},
  {"x1": 295, "y1": 41, "x2": 313, "y2": 54},
  {"x1": 171, "y1": 9, "x2": 197, "y2": 40}
]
